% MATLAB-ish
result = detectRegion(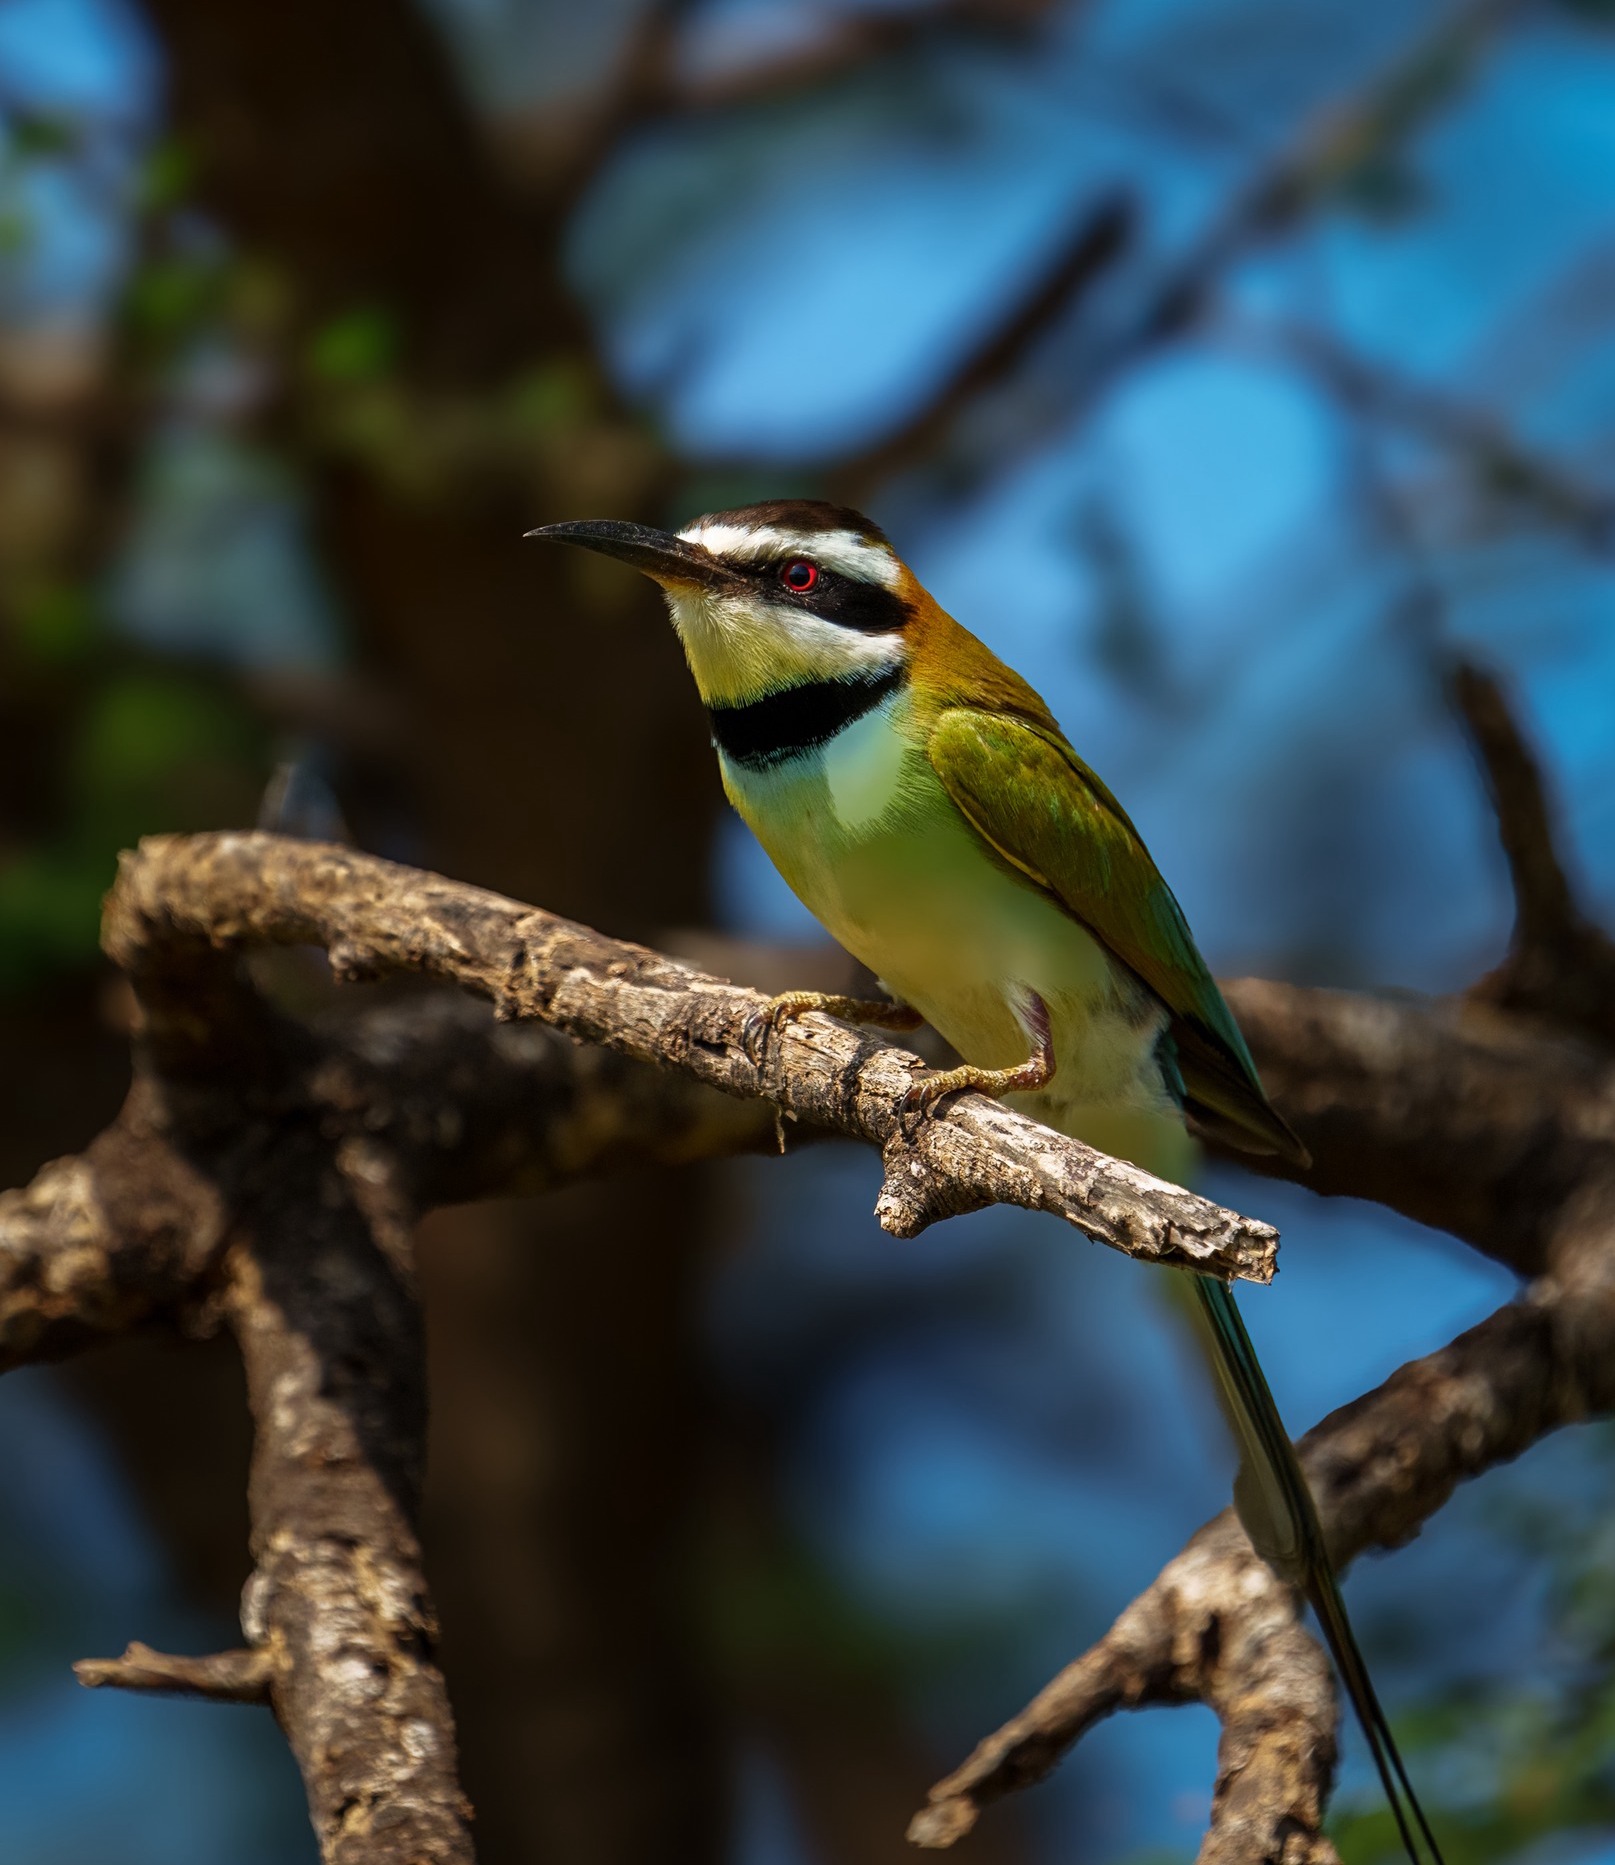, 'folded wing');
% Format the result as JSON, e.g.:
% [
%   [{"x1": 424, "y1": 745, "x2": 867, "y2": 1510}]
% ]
[{"x1": 927, "y1": 706, "x2": 1306, "y2": 1165}]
